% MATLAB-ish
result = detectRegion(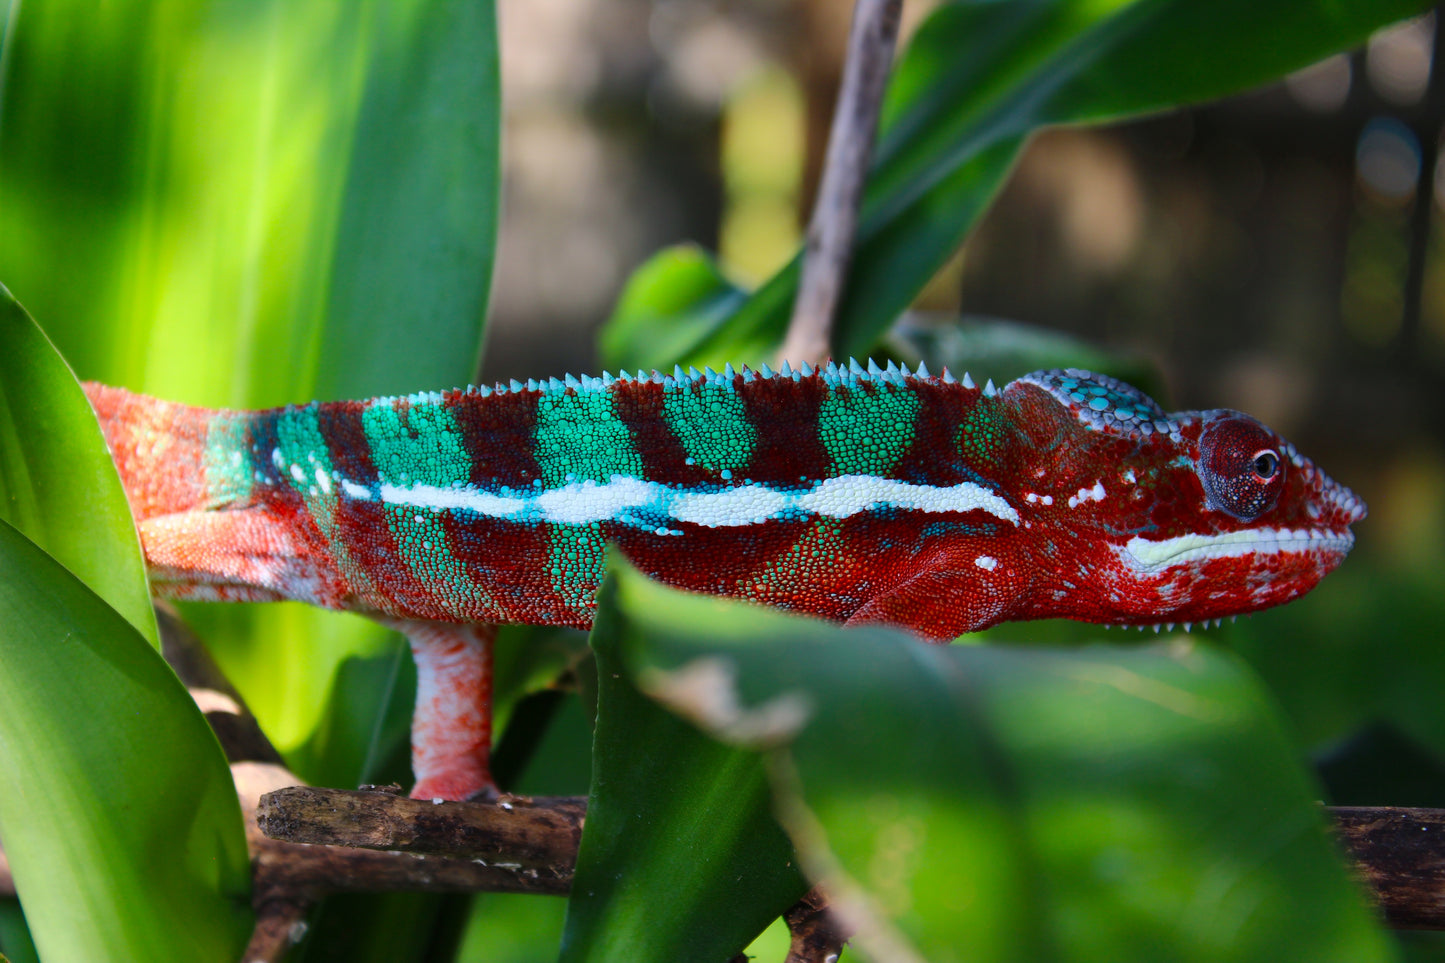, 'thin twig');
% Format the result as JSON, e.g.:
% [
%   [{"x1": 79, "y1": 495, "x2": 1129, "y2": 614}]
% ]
[{"x1": 782, "y1": 0, "x2": 903, "y2": 366}]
